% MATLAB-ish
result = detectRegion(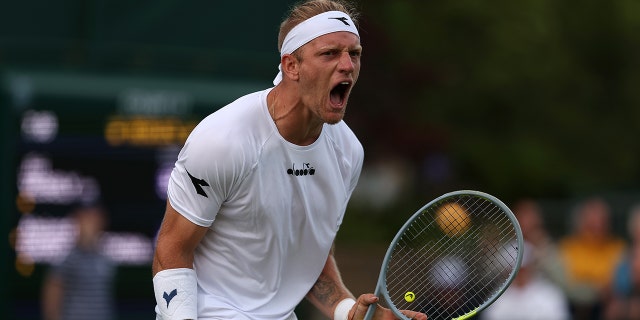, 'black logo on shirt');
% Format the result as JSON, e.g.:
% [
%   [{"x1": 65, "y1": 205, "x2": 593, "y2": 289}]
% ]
[
  {"x1": 287, "y1": 163, "x2": 316, "y2": 176},
  {"x1": 187, "y1": 170, "x2": 210, "y2": 197},
  {"x1": 329, "y1": 17, "x2": 351, "y2": 26}
]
